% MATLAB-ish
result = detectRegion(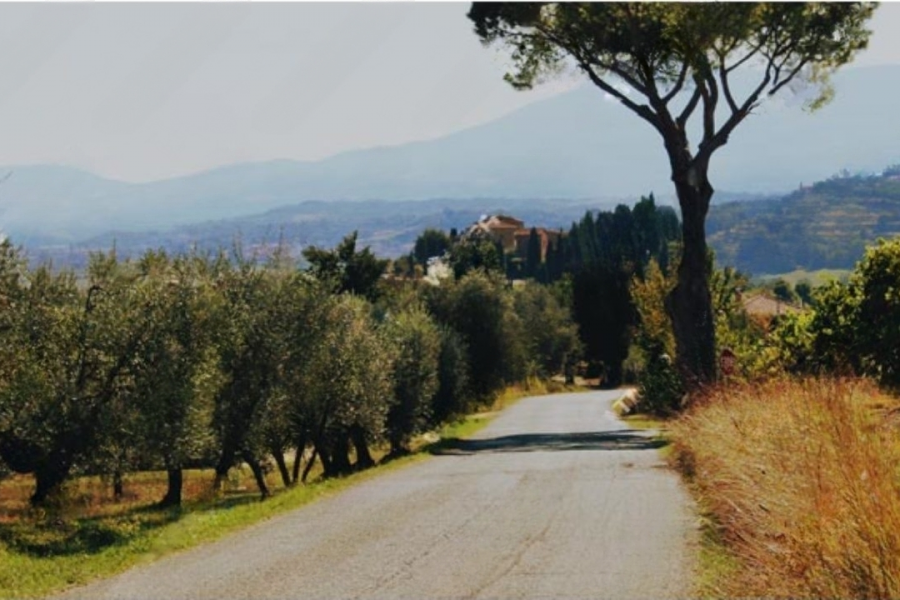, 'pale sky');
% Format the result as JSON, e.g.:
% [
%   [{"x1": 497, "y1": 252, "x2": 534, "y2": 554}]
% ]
[{"x1": 0, "y1": 1, "x2": 897, "y2": 183}]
